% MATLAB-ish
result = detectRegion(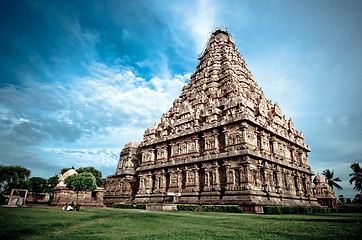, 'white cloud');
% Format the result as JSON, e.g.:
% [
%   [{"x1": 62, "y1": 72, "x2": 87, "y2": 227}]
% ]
[
  {"x1": 167, "y1": 0, "x2": 217, "y2": 54},
  {"x1": 43, "y1": 147, "x2": 119, "y2": 167},
  {"x1": 325, "y1": 116, "x2": 333, "y2": 124},
  {"x1": 0, "y1": 61, "x2": 190, "y2": 169}
]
